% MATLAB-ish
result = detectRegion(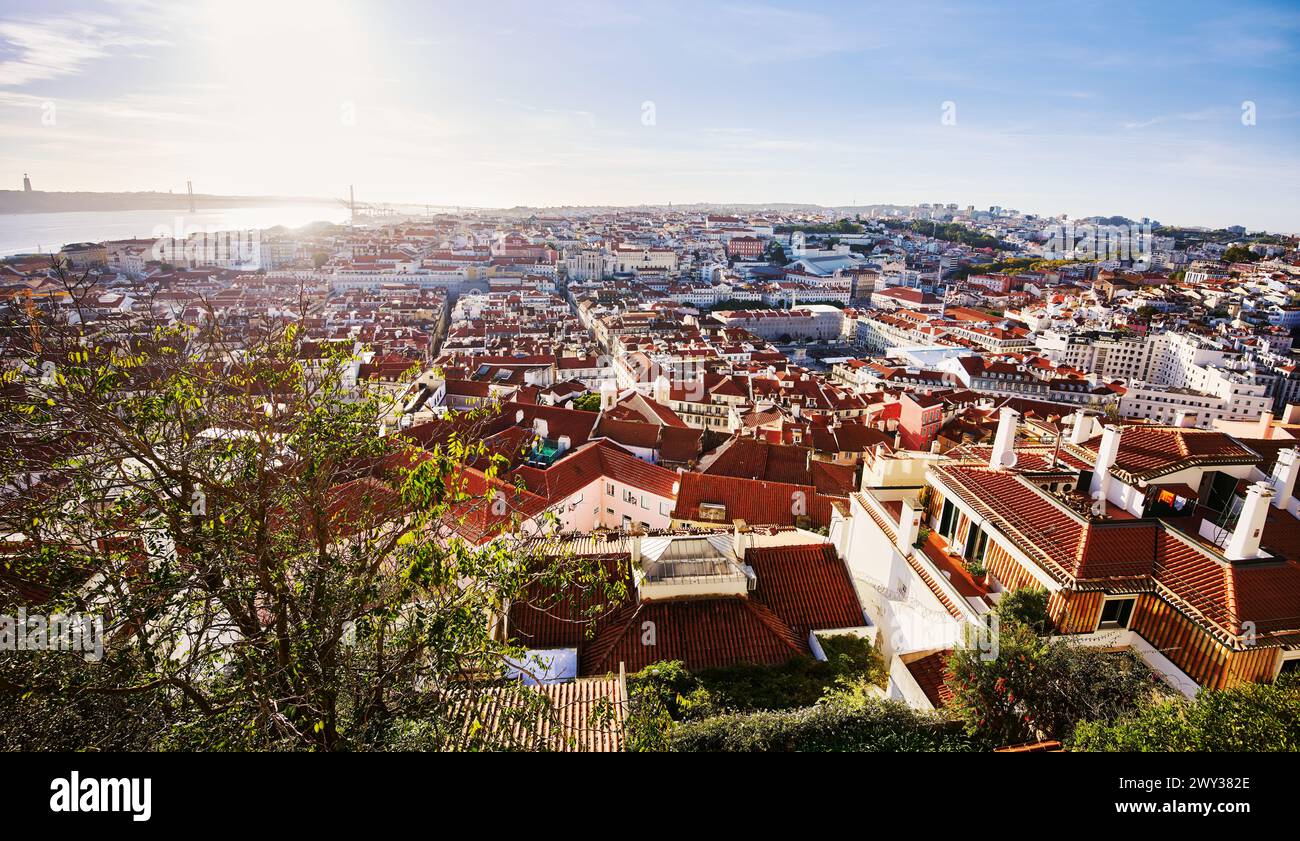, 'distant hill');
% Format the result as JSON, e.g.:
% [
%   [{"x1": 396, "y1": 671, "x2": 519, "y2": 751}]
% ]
[{"x1": 0, "y1": 191, "x2": 337, "y2": 214}]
